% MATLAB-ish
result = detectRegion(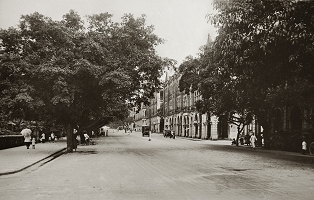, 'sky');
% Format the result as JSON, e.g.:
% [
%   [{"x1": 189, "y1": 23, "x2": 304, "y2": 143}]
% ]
[{"x1": 0, "y1": 0, "x2": 217, "y2": 68}]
